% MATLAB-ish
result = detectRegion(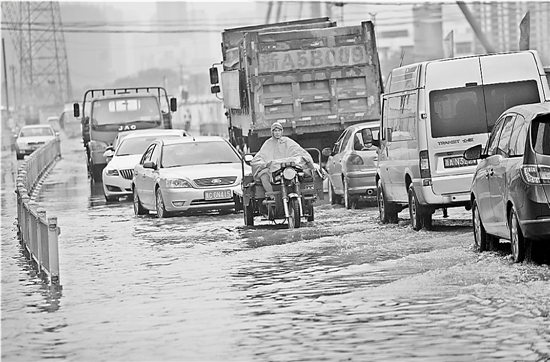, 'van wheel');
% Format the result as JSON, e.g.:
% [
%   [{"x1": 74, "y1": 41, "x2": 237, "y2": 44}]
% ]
[
  {"x1": 472, "y1": 199, "x2": 498, "y2": 252},
  {"x1": 378, "y1": 180, "x2": 398, "y2": 224},
  {"x1": 408, "y1": 184, "x2": 426, "y2": 231}
]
